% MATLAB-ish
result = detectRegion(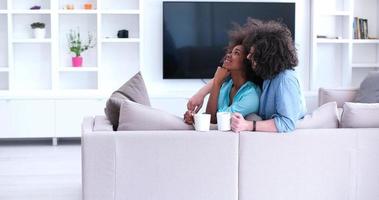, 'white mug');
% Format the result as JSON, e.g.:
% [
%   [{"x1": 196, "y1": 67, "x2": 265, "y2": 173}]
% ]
[
  {"x1": 193, "y1": 113, "x2": 211, "y2": 132},
  {"x1": 217, "y1": 112, "x2": 231, "y2": 131}
]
